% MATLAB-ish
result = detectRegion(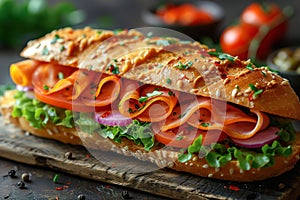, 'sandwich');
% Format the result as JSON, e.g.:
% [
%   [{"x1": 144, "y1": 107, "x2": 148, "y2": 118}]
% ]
[{"x1": 1, "y1": 27, "x2": 300, "y2": 182}]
